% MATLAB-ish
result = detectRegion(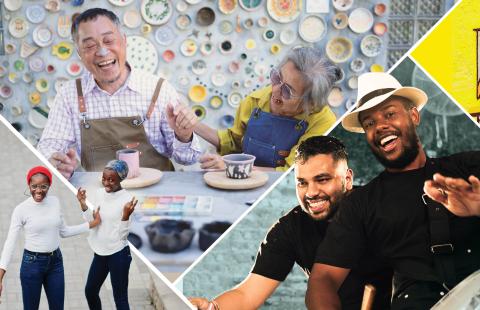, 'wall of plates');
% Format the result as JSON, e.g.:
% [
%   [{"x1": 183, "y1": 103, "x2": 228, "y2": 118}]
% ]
[{"x1": 1, "y1": 0, "x2": 394, "y2": 148}]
